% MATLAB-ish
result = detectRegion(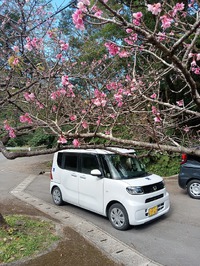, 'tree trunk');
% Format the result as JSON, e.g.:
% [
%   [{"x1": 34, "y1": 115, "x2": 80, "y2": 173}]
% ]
[{"x1": 0, "y1": 212, "x2": 8, "y2": 228}]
